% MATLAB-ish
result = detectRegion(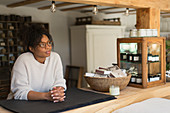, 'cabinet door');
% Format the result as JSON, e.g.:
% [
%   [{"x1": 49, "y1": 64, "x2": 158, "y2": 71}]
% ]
[{"x1": 86, "y1": 28, "x2": 123, "y2": 72}]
